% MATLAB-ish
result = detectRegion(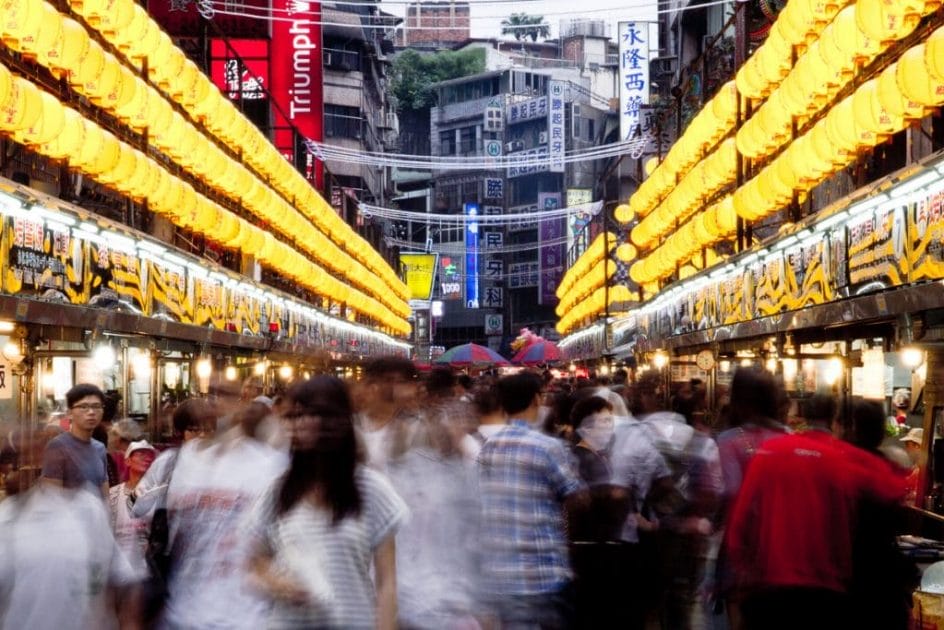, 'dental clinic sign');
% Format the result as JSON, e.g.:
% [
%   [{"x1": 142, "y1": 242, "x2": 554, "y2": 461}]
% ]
[
  {"x1": 271, "y1": 0, "x2": 323, "y2": 182},
  {"x1": 618, "y1": 21, "x2": 651, "y2": 141}
]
